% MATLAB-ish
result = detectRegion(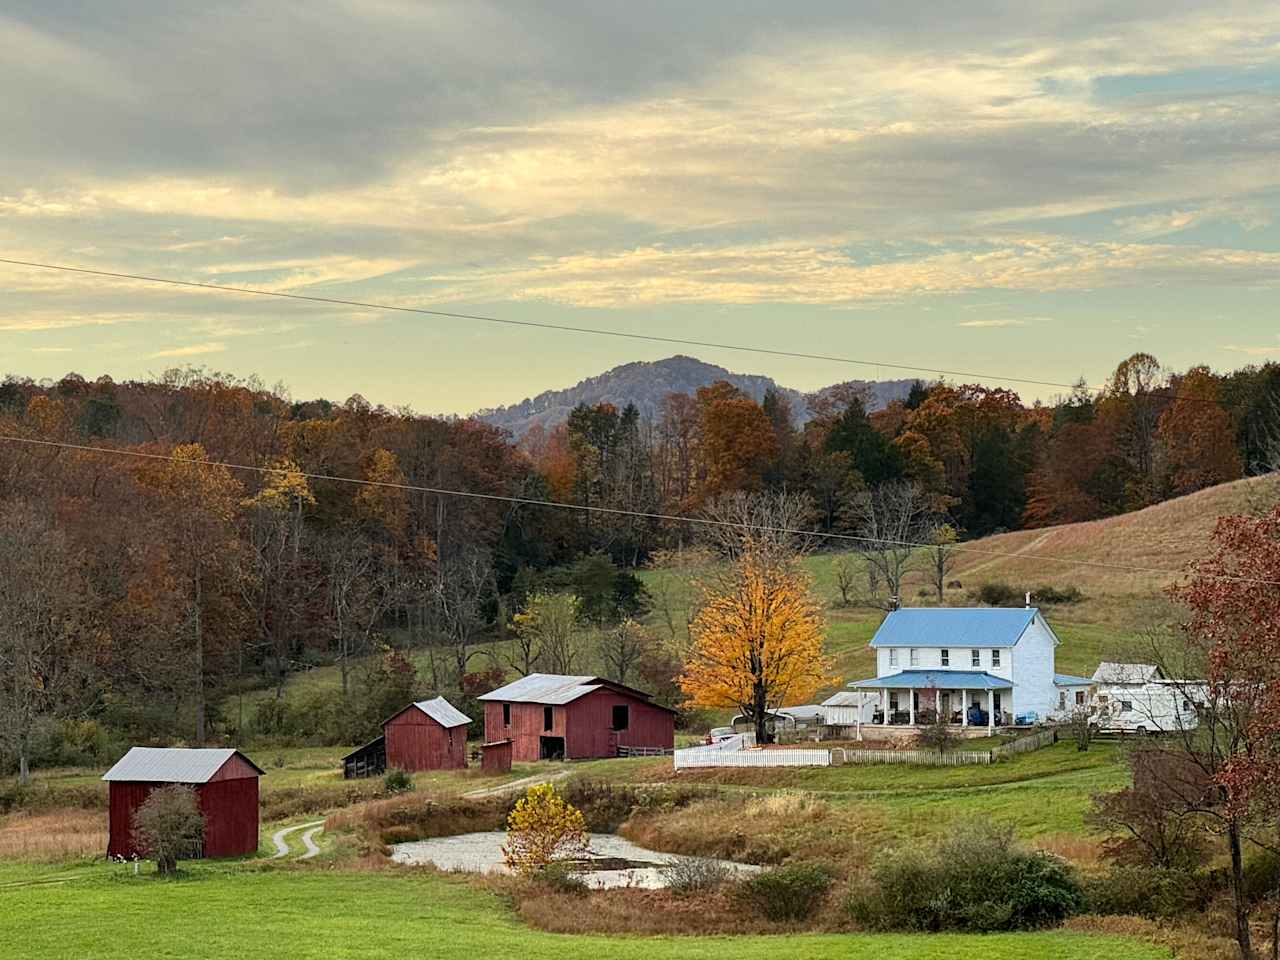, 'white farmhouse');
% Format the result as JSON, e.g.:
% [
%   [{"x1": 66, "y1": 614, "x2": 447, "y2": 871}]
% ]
[{"x1": 846, "y1": 606, "x2": 1093, "y2": 734}]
